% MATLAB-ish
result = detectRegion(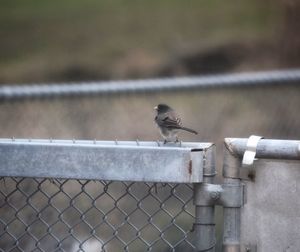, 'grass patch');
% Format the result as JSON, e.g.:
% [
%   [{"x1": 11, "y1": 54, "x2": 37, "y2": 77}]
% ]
[{"x1": 0, "y1": 0, "x2": 281, "y2": 82}]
